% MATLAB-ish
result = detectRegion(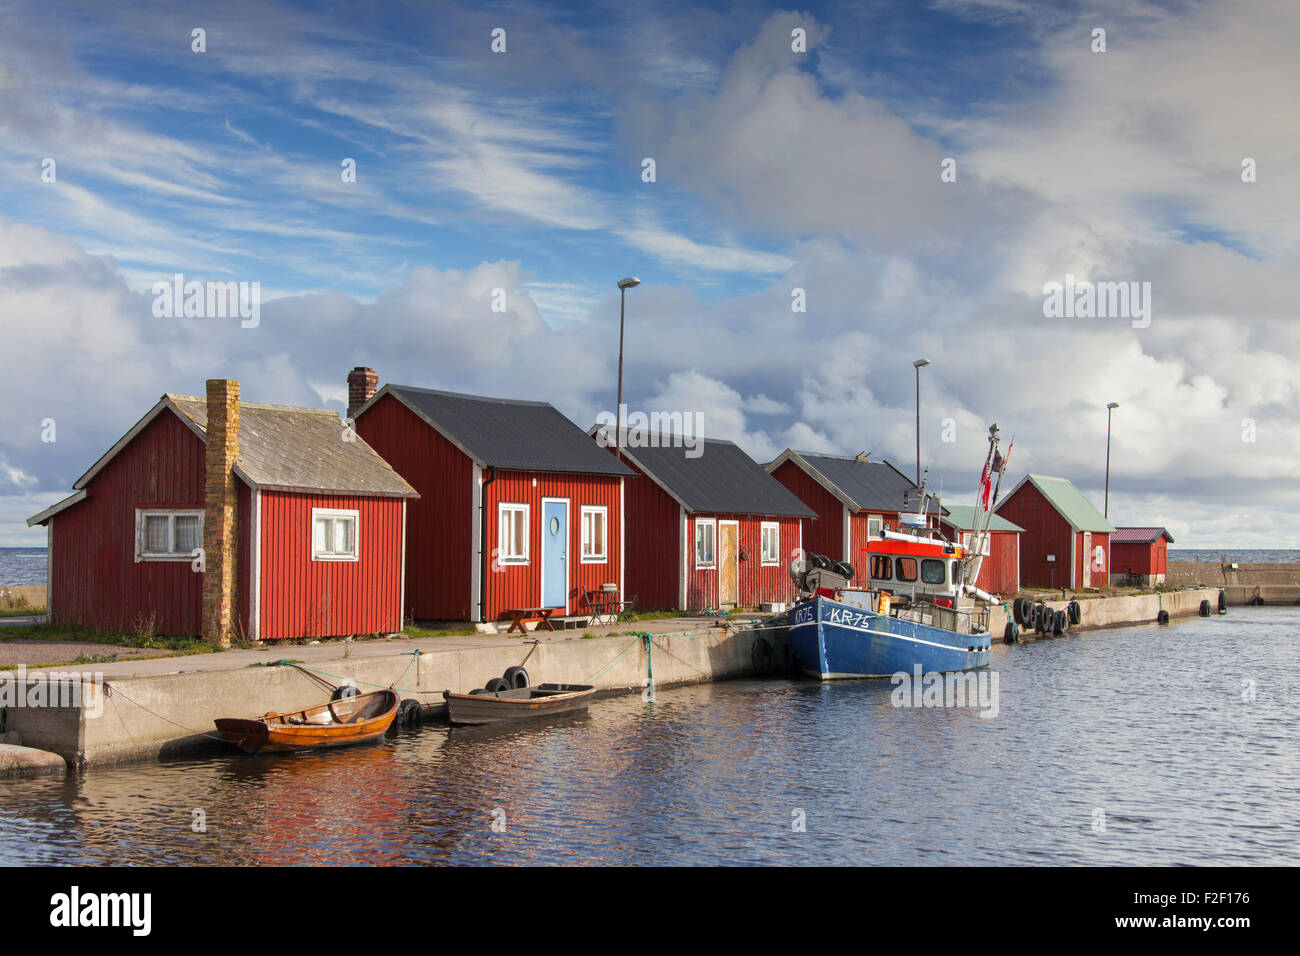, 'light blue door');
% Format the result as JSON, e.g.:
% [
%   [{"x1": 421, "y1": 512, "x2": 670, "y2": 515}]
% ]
[{"x1": 542, "y1": 500, "x2": 568, "y2": 609}]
